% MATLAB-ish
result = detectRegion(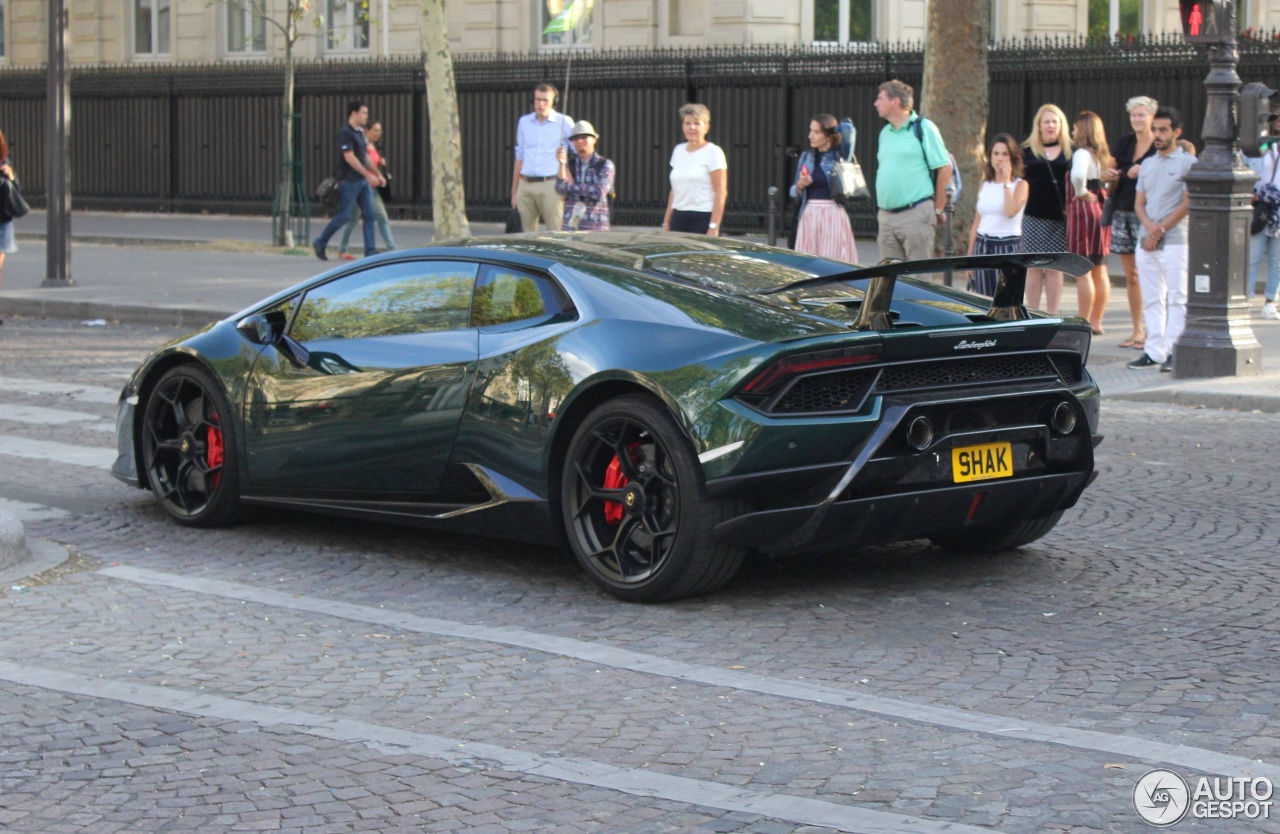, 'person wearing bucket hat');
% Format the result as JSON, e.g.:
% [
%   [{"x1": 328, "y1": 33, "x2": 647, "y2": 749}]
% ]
[{"x1": 555, "y1": 119, "x2": 615, "y2": 231}]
